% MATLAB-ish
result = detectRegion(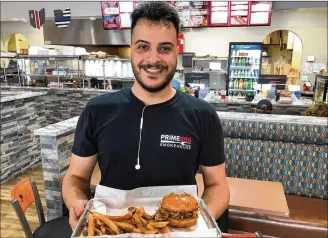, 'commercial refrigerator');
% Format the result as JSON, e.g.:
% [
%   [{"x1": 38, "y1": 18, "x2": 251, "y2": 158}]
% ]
[
  {"x1": 313, "y1": 74, "x2": 328, "y2": 103},
  {"x1": 227, "y1": 42, "x2": 263, "y2": 98}
]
